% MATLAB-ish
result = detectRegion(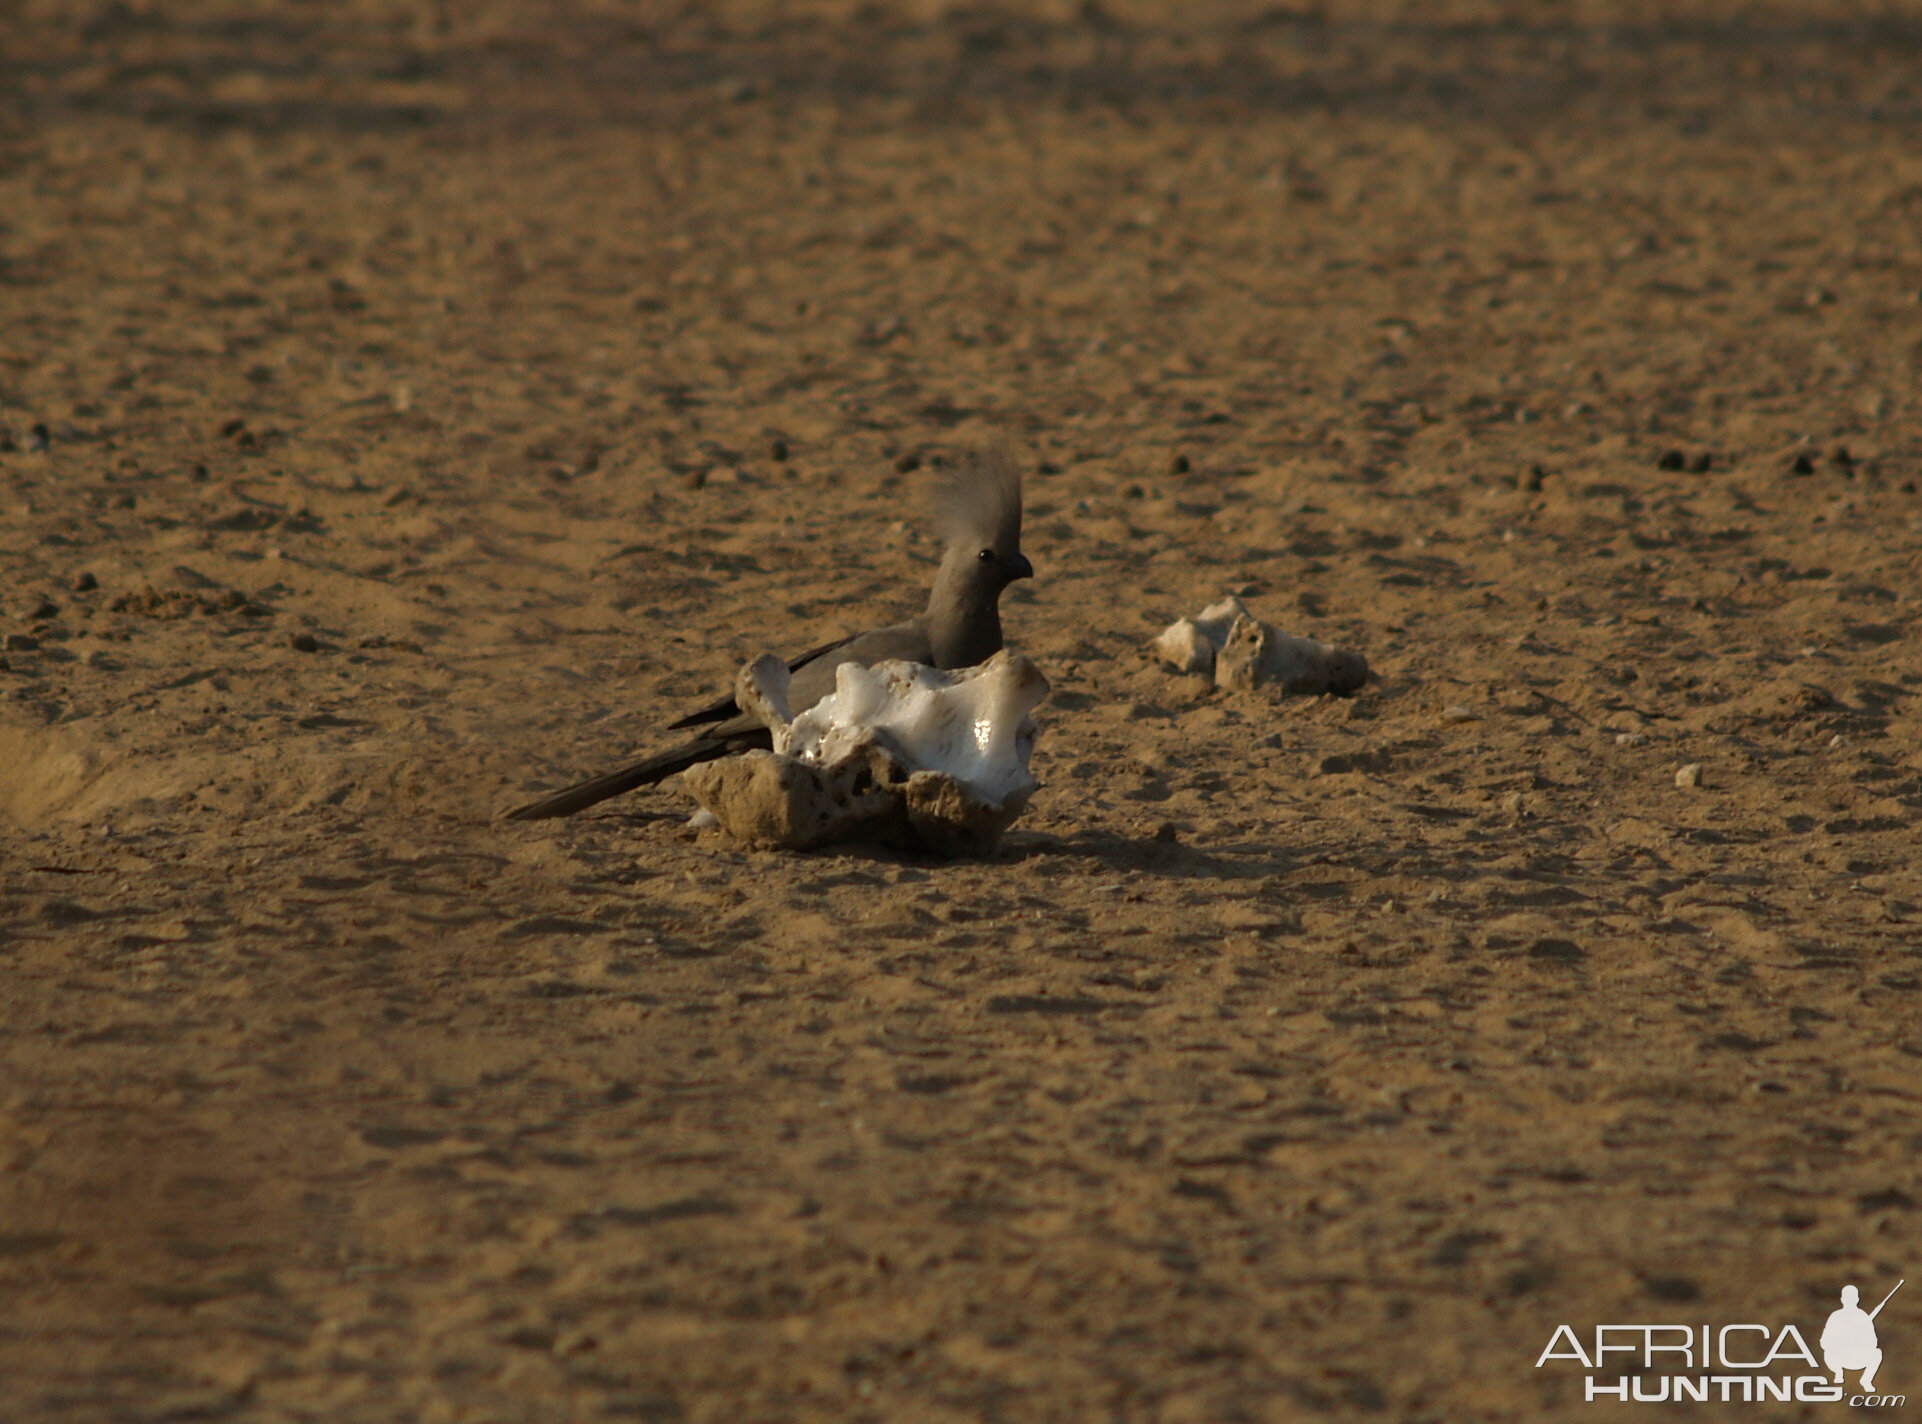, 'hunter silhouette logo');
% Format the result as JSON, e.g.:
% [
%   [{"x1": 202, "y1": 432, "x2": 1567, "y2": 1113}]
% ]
[
  {"x1": 1535, "y1": 1277, "x2": 1905, "y2": 1406},
  {"x1": 1824, "y1": 1281, "x2": 1901, "y2": 1394}
]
